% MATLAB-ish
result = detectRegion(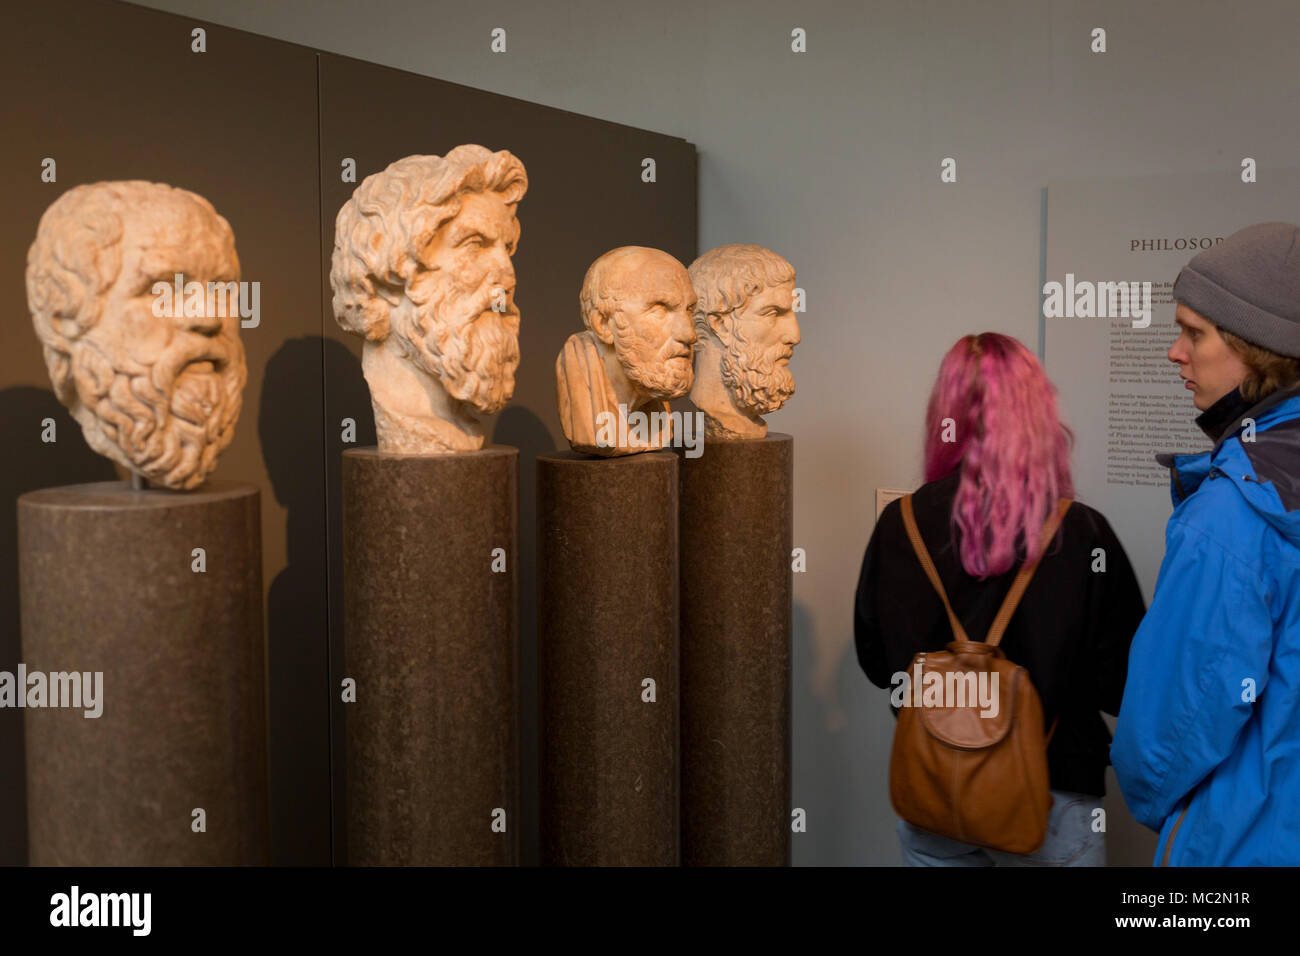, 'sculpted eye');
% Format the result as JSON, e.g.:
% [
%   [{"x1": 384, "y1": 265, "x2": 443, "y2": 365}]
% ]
[{"x1": 457, "y1": 234, "x2": 485, "y2": 249}]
